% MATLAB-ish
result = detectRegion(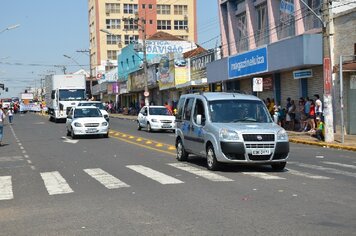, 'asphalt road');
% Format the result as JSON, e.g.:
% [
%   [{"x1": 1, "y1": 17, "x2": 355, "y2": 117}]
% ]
[{"x1": 0, "y1": 113, "x2": 356, "y2": 235}]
